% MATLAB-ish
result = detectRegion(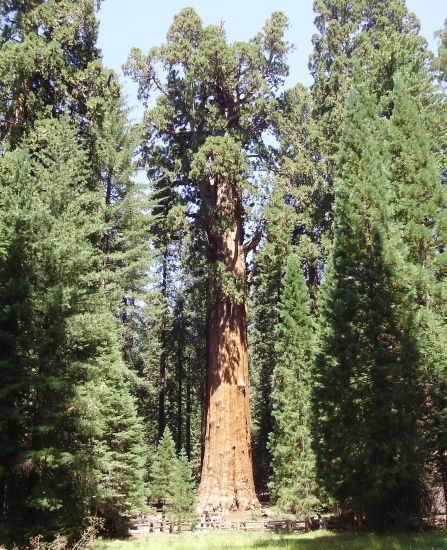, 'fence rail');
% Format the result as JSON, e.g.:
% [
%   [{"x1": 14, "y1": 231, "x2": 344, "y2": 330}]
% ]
[{"x1": 129, "y1": 519, "x2": 307, "y2": 535}]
